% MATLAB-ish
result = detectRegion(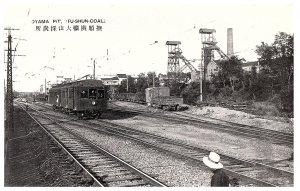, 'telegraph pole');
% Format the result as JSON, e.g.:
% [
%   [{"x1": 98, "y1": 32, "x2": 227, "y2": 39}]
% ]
[
  {"x1": 5, "y1": 29, "x2": 15, "y2": 136},
  {"x1": 45, "y1": 78, "x2": 46, "y2": 100},
  {"x1": 153, "y1": 73, "x2": 155, "y2": 87},
  {"x1": 4, "y1": 27, "x2": 25, "y2": 137},
  {"x1": 93, "y1": 59, "x2": 95, "y2": 79},
  {"x1": 90, "y1": 58, "x2": 97, "y2": 79},
  {"x1": 199, "y1": 64, "x2": 203, "y2": 102},
  {"x1": 126, "y1": 75, "x2": 129, "y2": 92}
]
